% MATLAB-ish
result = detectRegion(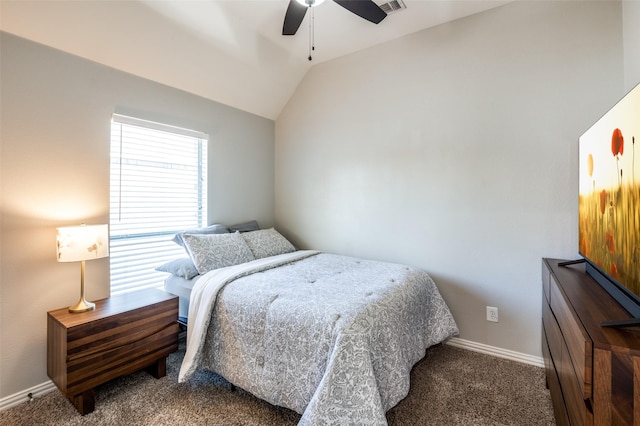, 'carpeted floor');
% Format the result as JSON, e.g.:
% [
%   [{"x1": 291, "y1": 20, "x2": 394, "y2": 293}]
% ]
[{"x1": 0, "y1": 342, "x2": 555, "y2": 425}]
